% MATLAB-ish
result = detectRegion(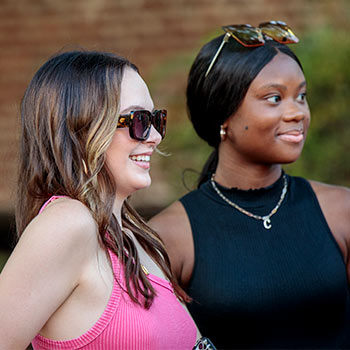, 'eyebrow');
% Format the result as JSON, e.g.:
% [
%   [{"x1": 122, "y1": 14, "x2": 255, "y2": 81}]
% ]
[
  {"x1": 120, "y1": 105, "x2": 144, "y2": 115},
  {"x1": 258, "y1": 81, "x2": 307, "y2": 92},
  {"x1": 120, "y1": 105, "x2": 155, "y2": 115},
  {"x1": 298, "y1": 81, "x2": 307, "y2": 89}
]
